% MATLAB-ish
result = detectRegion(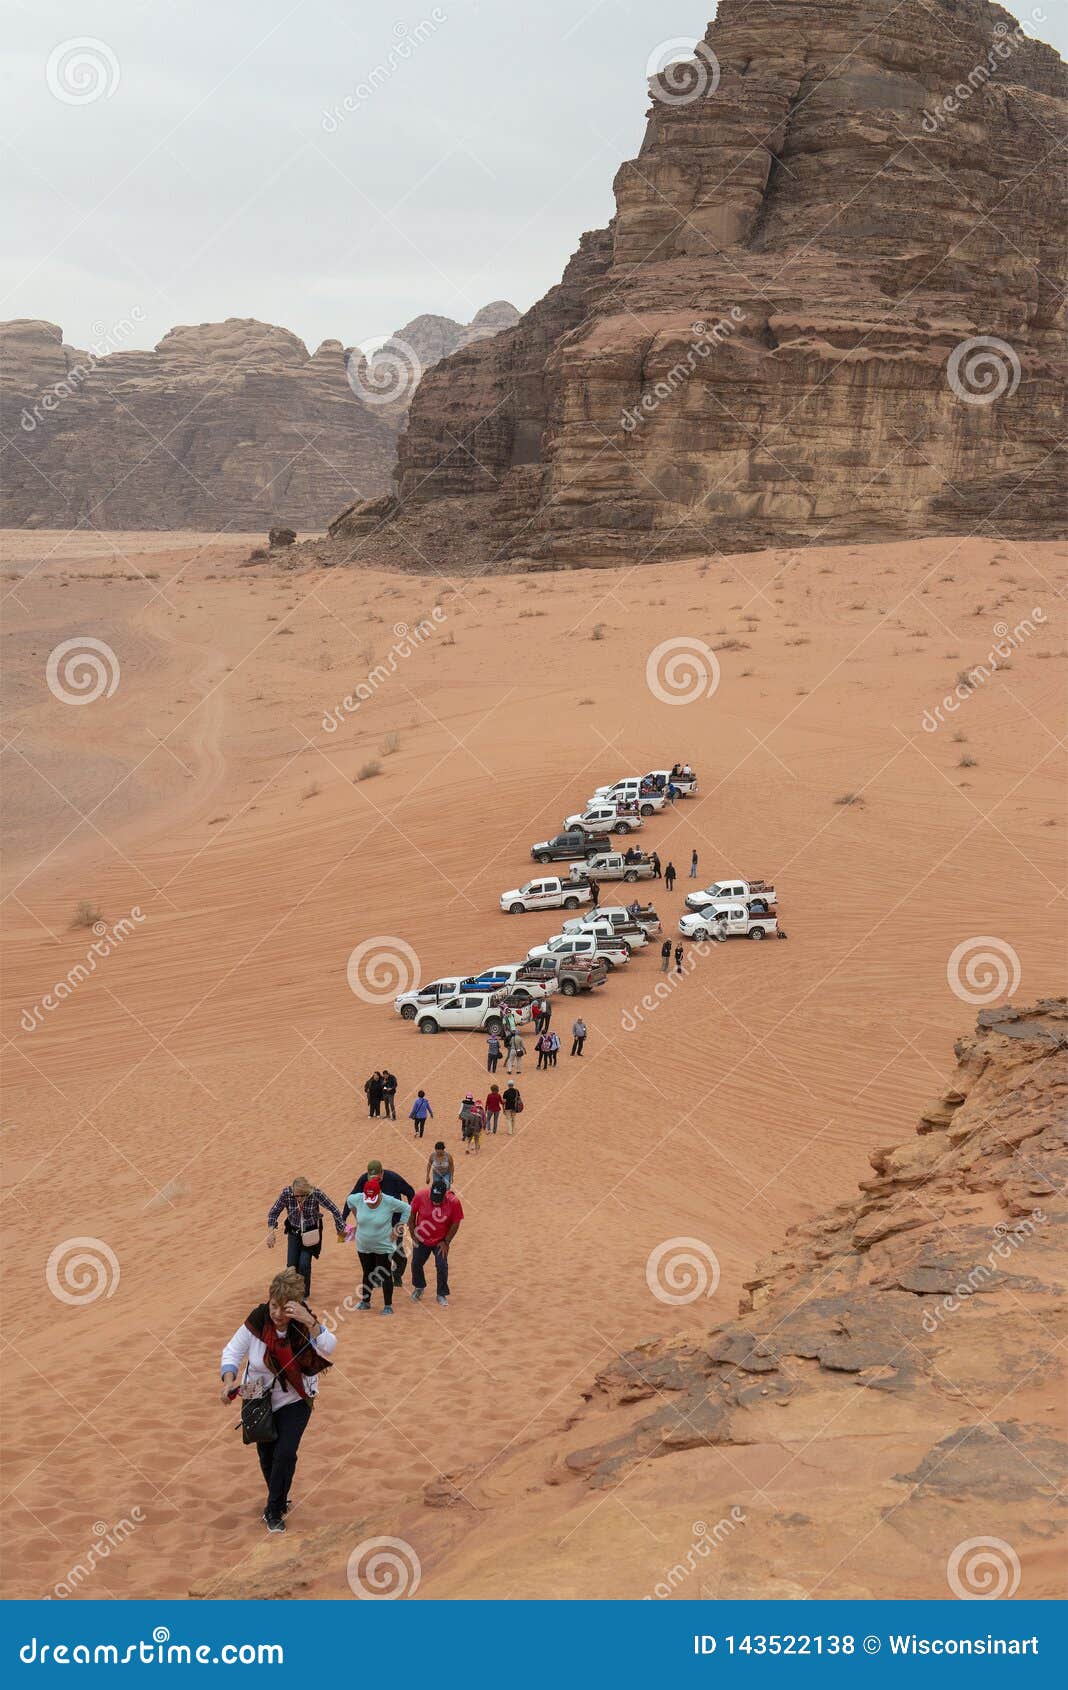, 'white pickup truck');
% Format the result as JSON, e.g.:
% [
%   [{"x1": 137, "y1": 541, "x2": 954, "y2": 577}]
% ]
[
  {"x1": 499, "y1": 876, "x2": 592, "y2": 915},
  {"x1": 564, "y1": 803, "x2": 644, "y2": 837},
  {"x1": 564, "y1": 909, "x2": 649, "y2": 949},
  {"x1": 678, "y1": 906, "x2": 779, "y2": 941},
  {"x1": 568, "y1": 850, "x2": 656, "y2": 884},
  {"x1": 528, "y1": 932, "x2": 631, "y2": 970},
  {"x1": 410, "y1": 991, "x2": 535, "y2": 1036},
  {"x1": 685, "y1": 877, "x2": 776, "y2": 913},
  {"x1": 589, "y1": 778, "x2": 667, "y2": 816},
  {"x1": 395, "y1": 976, "x2": 476, "y2": 1018}
]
